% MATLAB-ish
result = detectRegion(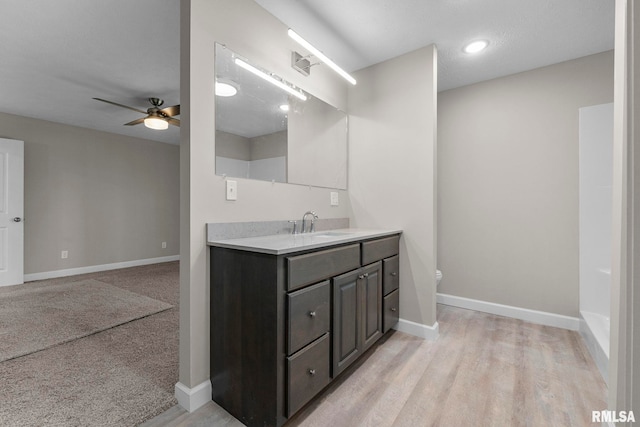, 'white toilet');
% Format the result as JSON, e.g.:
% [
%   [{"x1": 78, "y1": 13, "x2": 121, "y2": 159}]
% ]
[{"x1": 436, "y1": 270, "x2": 443, "y2": 288}]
